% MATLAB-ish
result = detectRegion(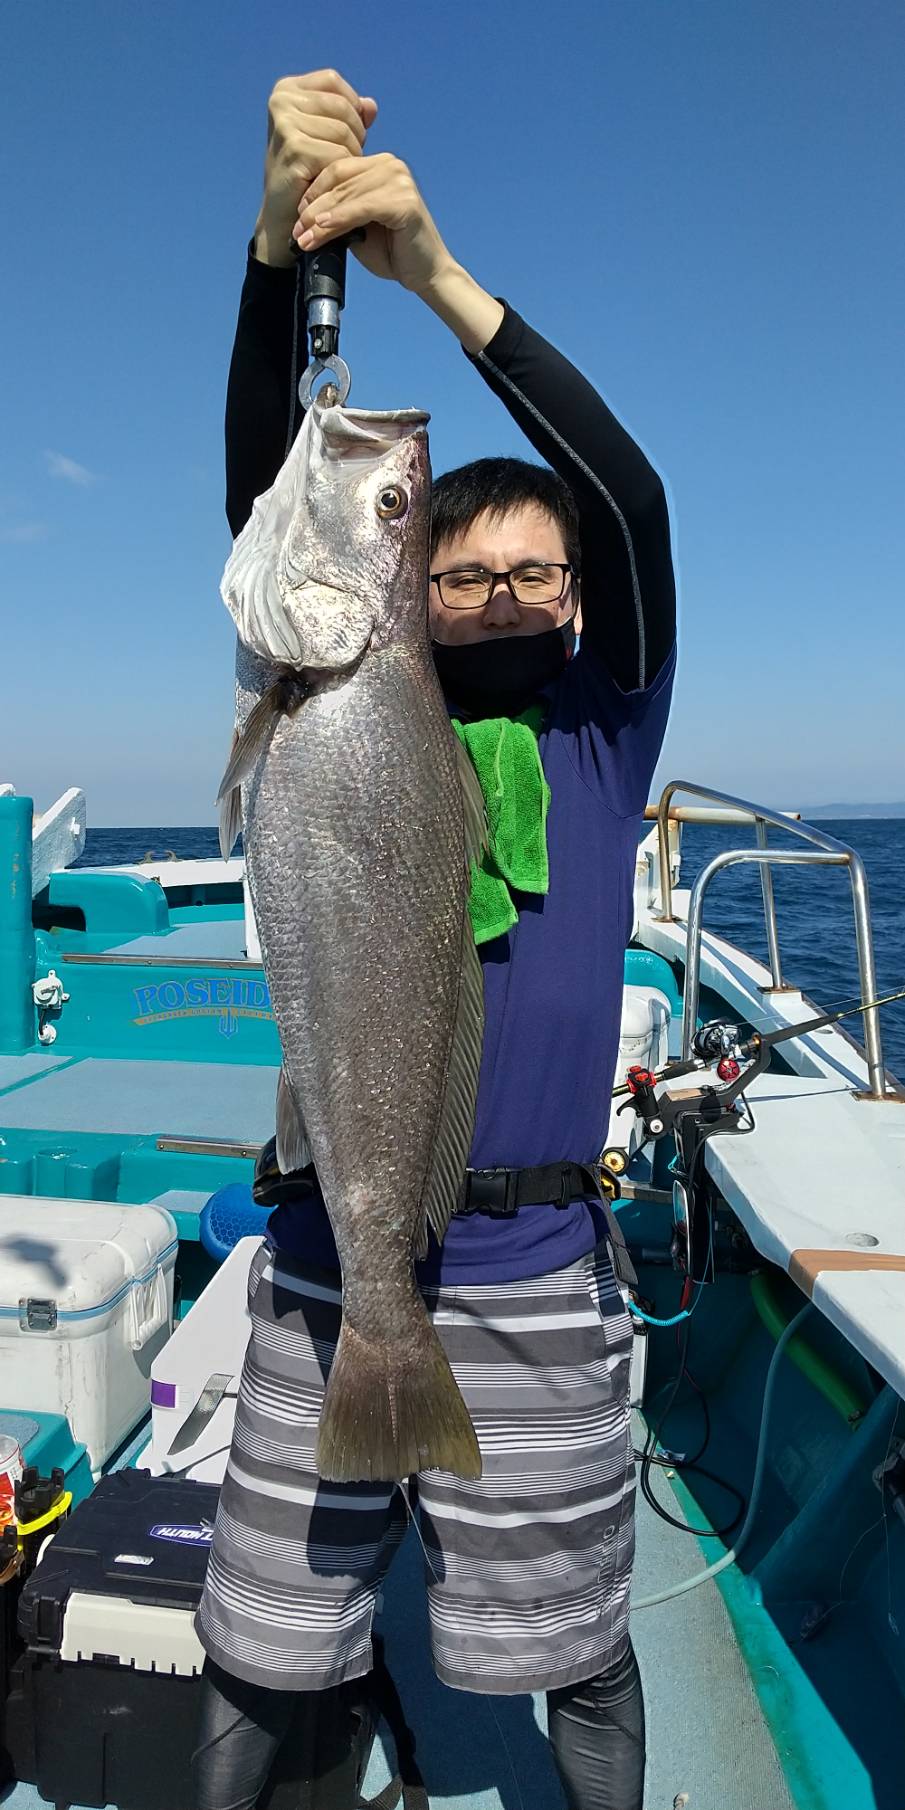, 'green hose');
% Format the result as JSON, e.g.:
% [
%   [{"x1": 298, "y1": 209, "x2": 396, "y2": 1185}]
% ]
[{"x1": 749, "y1": 1271, "x2": 867, "y2": 1428}]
